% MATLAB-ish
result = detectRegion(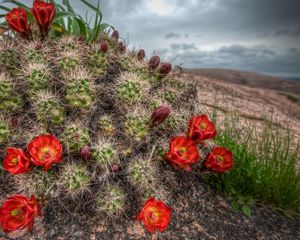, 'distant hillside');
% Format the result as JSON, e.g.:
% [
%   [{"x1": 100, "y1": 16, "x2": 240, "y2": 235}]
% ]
[{"x1": 184, "y1": 68, "x2": 300, "y2": 96}]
